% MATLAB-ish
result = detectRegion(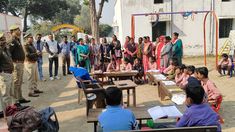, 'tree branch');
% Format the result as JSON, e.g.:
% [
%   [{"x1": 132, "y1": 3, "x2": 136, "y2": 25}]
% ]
[{"x1": 97, "y1": 0, "x2": 106, "y2": 20}]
